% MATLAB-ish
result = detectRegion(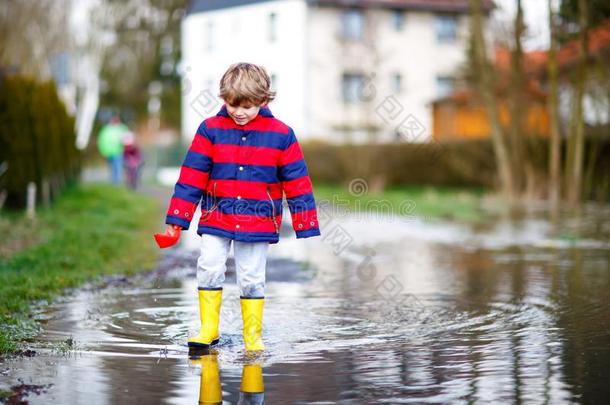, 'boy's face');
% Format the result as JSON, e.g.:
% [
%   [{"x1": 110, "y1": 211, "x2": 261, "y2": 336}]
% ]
[{"x1": 225, "y1": 101, "x2": 261, "y2": 126}]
